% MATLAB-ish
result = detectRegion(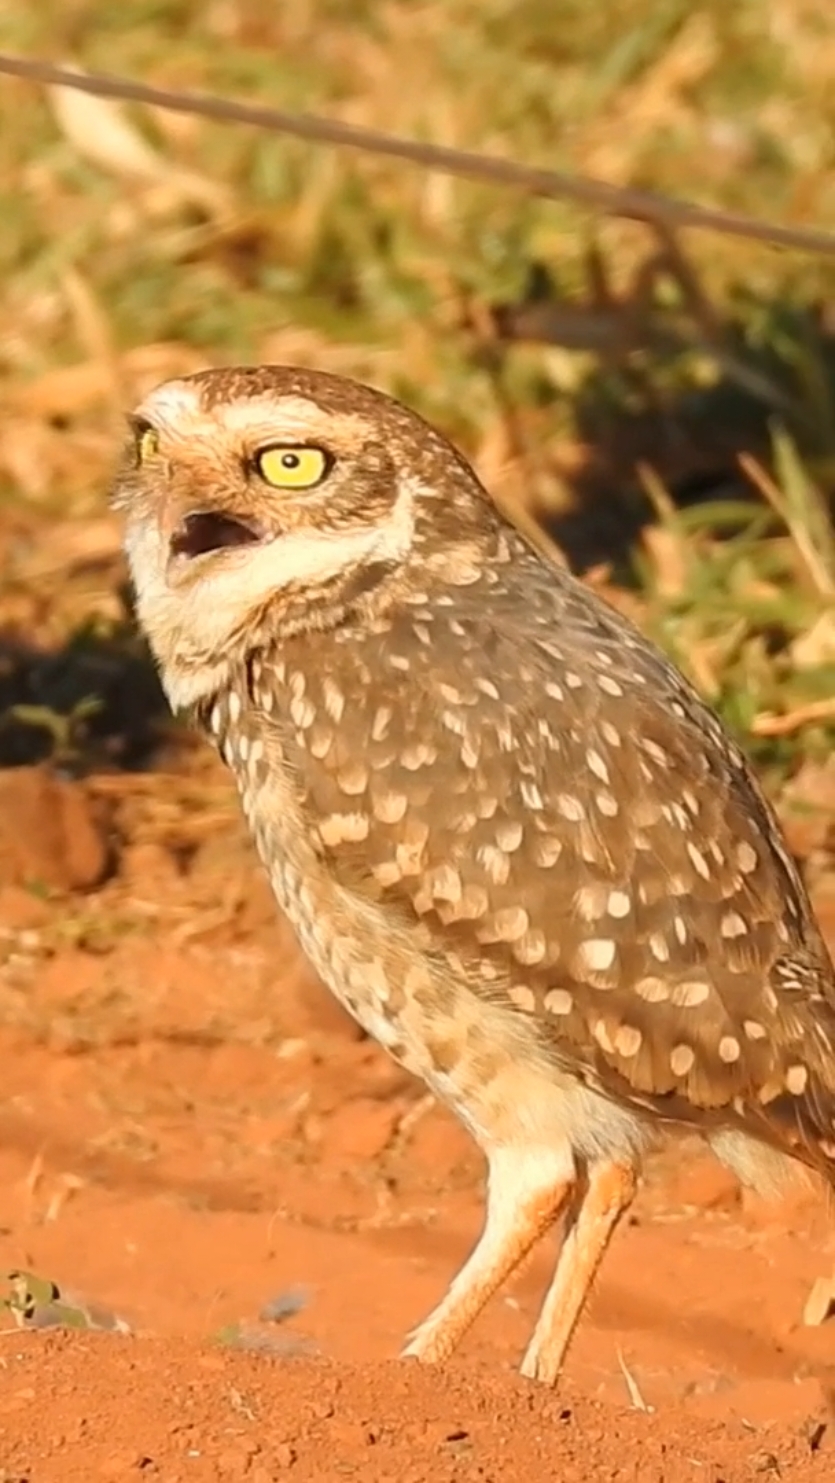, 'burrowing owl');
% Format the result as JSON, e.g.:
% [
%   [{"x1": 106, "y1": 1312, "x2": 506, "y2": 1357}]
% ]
[{"x1": 115, "y1": 364, "x2": 835, "y2": 1385}]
